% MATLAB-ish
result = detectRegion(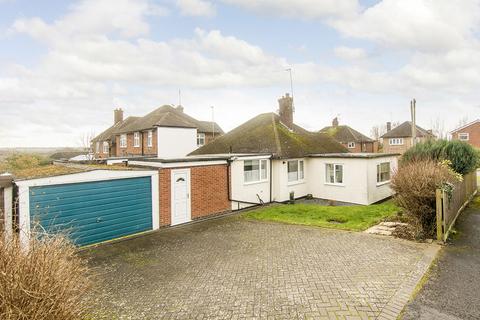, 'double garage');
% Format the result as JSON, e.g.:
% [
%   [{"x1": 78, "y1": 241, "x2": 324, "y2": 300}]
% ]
[{"x1": 16, "y1": 161, "x2": 231, "y2": 247}]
